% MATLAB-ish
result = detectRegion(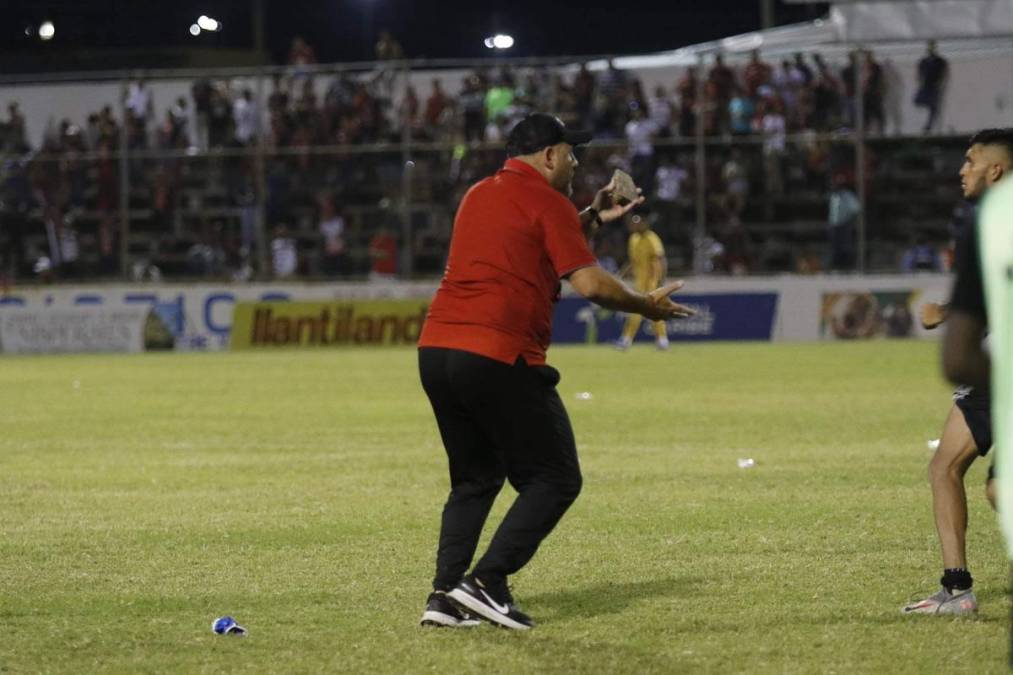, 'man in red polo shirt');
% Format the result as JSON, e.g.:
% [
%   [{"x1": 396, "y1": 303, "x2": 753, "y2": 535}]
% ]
[{"x1": 417, "y1": 113, "x2": 694, "y2": 630}]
